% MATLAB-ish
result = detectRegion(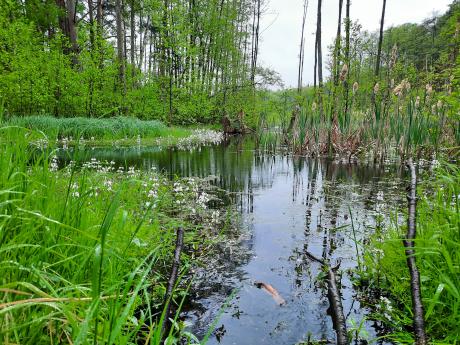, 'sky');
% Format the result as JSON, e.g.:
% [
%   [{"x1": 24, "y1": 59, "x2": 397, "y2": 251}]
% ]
[{"x1": 258, "y1": 0, "x2": 453, "y2": 88}]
